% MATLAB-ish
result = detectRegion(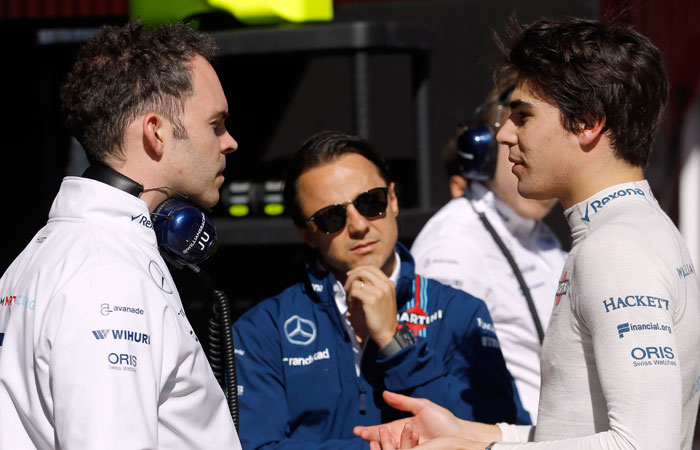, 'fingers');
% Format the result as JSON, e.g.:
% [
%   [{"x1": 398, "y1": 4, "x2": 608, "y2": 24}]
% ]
[
  {"x1": 354, "y1": 425, "x2": 381, "y2": 442},
  {"x1": 379, "y1": 427, "x2": 396, "y2": 450},
  {"x1": 400, "y1": 422, "x2": 415, "y2": 449},
  {"x1": 382, "y1": 391, "x2": 429, "y2": 415},
  {"x1": 344, "y1": 265, "x2": 395, "y2": 293}
]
